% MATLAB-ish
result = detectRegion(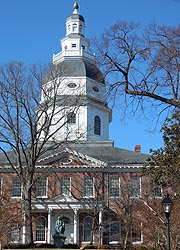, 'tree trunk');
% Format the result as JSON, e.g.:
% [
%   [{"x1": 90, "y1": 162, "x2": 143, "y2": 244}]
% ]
[
  {"x1": 123, "y1": 231, "x2": 129, "y2": 250},
  {"x1": 22, "y1": 183, "x2": 33, "y2": 244}
]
